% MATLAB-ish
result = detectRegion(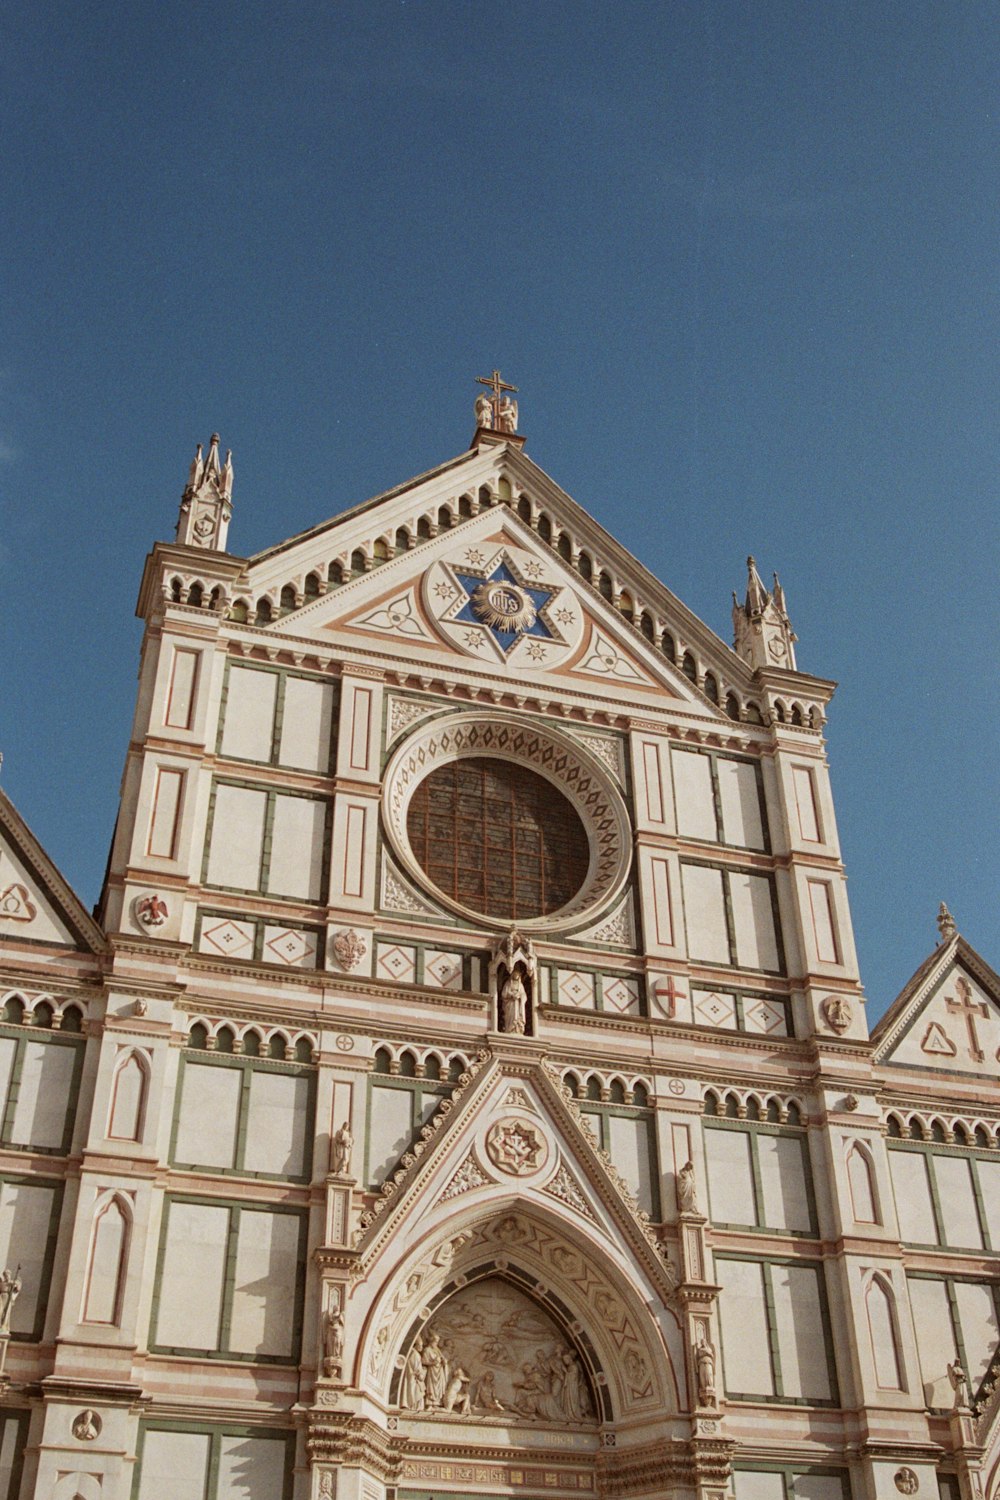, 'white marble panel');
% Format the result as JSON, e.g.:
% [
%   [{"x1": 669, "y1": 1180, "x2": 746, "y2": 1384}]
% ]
[
  {"x1": 717, "y1": 1259, "x2": 773, "y2": 1394},
  {"x1": 137, "y1": 1430, "x2": 211, "y2": 1500},
  {"x1": 771, "y1": 1263, "x2": 831, "y2": 1399},
  {"x1": 424, "y1": 950, "x2": 463, "y2": 990},
  {"x1": 758, "y1": 1135, "x2": 812, "y2": 1232},
  {"x1": 682, "y1": 865, "x2": 730, "y2": 964},
  {"x1": 218, "y1": 1434, "x2": 290, "y2": 1499},
  {"x1": 0, "y1": 1421, "x2": 18, "y2": 1500},
  {"x1": 705, "y1": 1129, "x2": 756, "y2": 1225},
  {"x1": 262, "y1": 925, "x2": 318, "y2": 967},
  {"x1": 0, "y1": 1039, "x2": 16, "y2": 1121},
  {"x1": 908, "y1": 1276, "x2": 958, "y2": 1405},
  {"x1": 954, "y1": 1280, "x2": 999, "y2": 1385},
  {"x1": 557, "y1": 970, "x2": 595, "y2": 1008},
  {"x1": 268, "y1": 794, "x2": 326, "y2": 900},
  {"x1": 174, "y1": 1063, "x2": 241, "y2": 1169},
  {"x1": 83, "y1": 1196, "x2": 128, "y2": 1324},
  {"x1": 608, "y1": 1114, "x2": 654, "y2": 1214},
  {"x1": 10, "y1": 1041, "x2": 75, "y2": 1149},
  {"x1": 976, "y1": 1160, "x2": 1000, "y2": 1246},
  {"x1": 368, "y1": 1085, "x2": 413, "y2": 1181},
  {"x1": 692, "y1": 988, "x2": 737, "y2": 1029},
  {"x1": 889, "y1": 1152, "x2": 937, "y2": 1243},
  {"x1": 230, "y1": 1209, "x2": 300, "y2": 1358},
  {"x1": 221, "y1": 666, "x2": 277, "y2": 762},
  {"x1": 164, "y1": 646, "x2": 200, "y2": 730},
  {"x1": 672, "y1": 750, "x2": 718, "y2": 841},
  {"x1": 792, "y1": 765, "x2": 822, "y2": 843},
  {"x1": 279, "y1": 675, "x2": 335, "y2": 772},
  {"x1": 601, "y1": 975, "x2": 640, "y2": 1014},
  {"x1": 847, "y1": 1145, "x2": 878, "y2": 1223},
  {"x1": 244, "y1": 1072, "x2": 309, "y2": 1177},
  {"x1": 866, "y1": 1277, "x2": 903, "y2": 1389},
  {"x1": 793, "y1": 1479, "x2": 845, "y2": 1500},
  {"x1": 717, "y1": 758, "x2": 765, "y2": 849},
  {"x1": 155, "y1": 1201, "x2": 229, "y2": 1350},
  {"x1": 743, "y1": 997, "x2": 789, "y2": 1036},
  {"x1": 731, "y1": 872, "x2": 780, "y2": 972},
  {"x1": 0, "y1": 1180, "x2": 57, "y2": 1332},
  {"x1": 935, "y1": 1155, "x2": 983, "y2": 1249},
  {"x1": 808, "y1": 879, "x2": 840, "y2": 964},
  {"x1": 206, "y1": 785, "x2": 267, "y2": 889},
  {"x1": 733, "y1": 1473, "x2": 785, "y2": 1500},
  {"x1": 376, "y1": 943, "x2": 417, "y2": 984}
]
